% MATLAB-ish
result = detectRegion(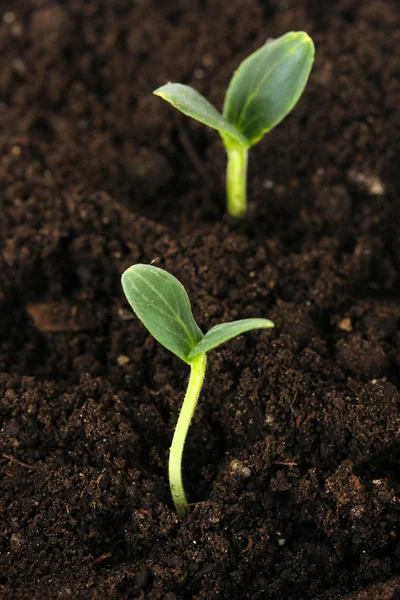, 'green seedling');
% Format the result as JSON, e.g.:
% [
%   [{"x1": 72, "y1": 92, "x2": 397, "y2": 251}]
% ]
[
  {"x1": 122, "y1": 264, "x2": 274, "y2": 516},
  {"x1": 154, "y1": 31, "x2": 314, "y2": 218}
]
